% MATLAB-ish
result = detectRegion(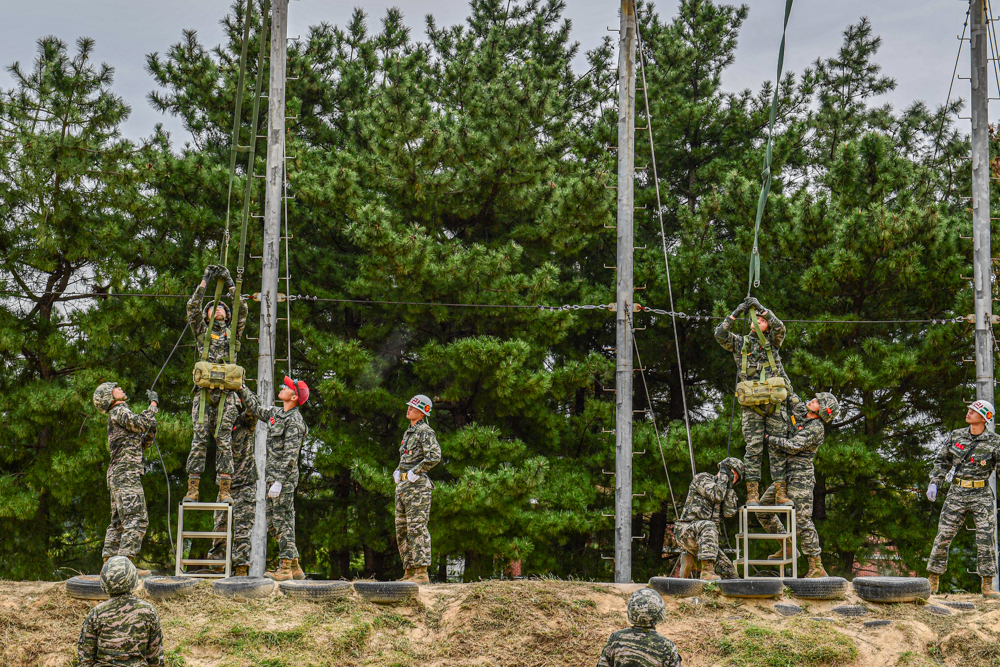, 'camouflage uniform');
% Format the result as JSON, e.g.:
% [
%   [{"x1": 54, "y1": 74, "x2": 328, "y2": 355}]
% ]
[
  {"x1": 185, "y1": 279, "x2": 248, "y2": 480},
  {"x1": 597, "y1": 589, "x2": 681, "y2": 667},
  {"x1": 927, "y1": 427, "x2": 1000, "y2": 577},
  {"x1": 673, "y1": 472, "x2": 738, "y2": 578},
  {"x1": 237, "y1": 385, "x2": 308, "y2": 560},
  {"x1": 207, "y1": 408, "x2": 258, "y2": 567},
  {"x1": 758, "y1": 401, "x2": 825, "y2": 557},
  {"x1": 102, "y1": 402, "x2": 157, "y2": 560},
  {"x1": 715, "y1": 307, "x2": 795, "y2": 483},
  {"x1": 78, "y1": 556, "x2": 164, "y2": 667},
  {"x1": 395, "y1": 420, "x2": 442, "y2": 569}
]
